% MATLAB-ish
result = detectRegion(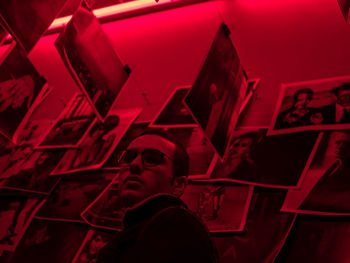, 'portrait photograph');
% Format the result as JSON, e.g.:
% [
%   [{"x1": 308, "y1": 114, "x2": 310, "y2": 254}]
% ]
[
  {"x1": 194, "y1": 127, "x2": 320, "y2": 189},
  {"x1": 150, "y1": 86, "x2": 196, "y2": 128},
  {"x1": 35, "y1": 171, "x2": 115, "y2": 223},
  {"x1": 281, "y1": 130, "x2": 350, "y2": 215},
  {"x1": 275, "y1": 215, "x2": 350, "y2": 263},
  {"x1": 37, "y1": 93, "x2": 95, "y2": 148},
  {"x1": 184, "y1": 22, "x2": 248, "y2": 159},
  {"x1": 51, "y1": 108, "x2": 141, "y2": 175},
  {"x1": 0, "y1": 0, "x2": 71, "y2": 52},
  {"x1": 180, "y1": 182, "x2": 253, "y2": 232},
  {"x1": 71, "y1": 229, "x2": 115, "y2": 263},
  {"x1": 16, "y1": 119, "x2": 53, "y2": 147},
  {"x1": 8, "y1": 219, "x2": 89, "y2": 263},
  {"x1": 212, "y1": 189, "x2": 296, "y2": 263},
  {"x1": 269, "y1": 75, "x2": 350, "y2": 135},
  {"x1": 0, "y1": 196, "x2": 45, "y2": 252},
  {"x1": 55, "y1": 5, "x2": 130, "y2": 120},
  {"x1": 0, "y1": 45, "x2": 50, "y2": 142},
  {"x1": 0, "y1": 149, "x2": 66, "y2": 195}
]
